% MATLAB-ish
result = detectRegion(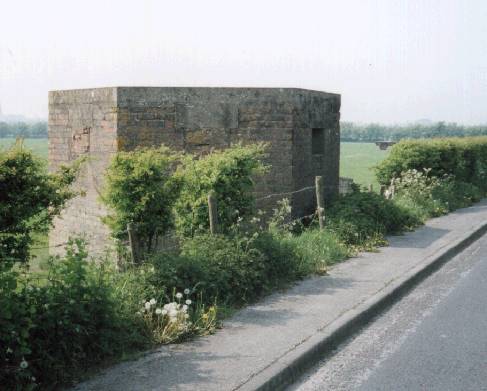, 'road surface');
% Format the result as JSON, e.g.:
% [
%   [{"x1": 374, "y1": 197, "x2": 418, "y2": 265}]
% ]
[{"x1": 289, "y1": 232, "x2": 487, "y2": 391}]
